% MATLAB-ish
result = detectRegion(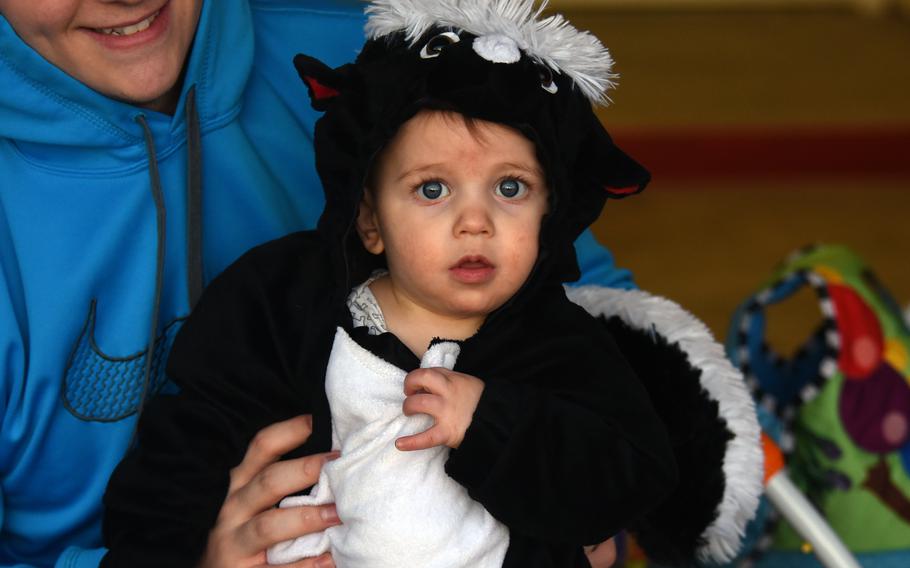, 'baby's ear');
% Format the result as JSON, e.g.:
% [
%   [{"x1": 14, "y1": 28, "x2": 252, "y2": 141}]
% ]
[
  {"x1": 293, "y1": 54, "x2": 349, "y2": 111},
  {"x1": 355, "y1": 195, "x2": 385, "y2": 255}
]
